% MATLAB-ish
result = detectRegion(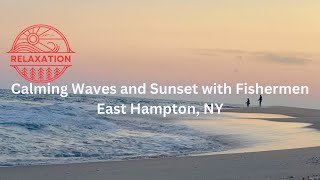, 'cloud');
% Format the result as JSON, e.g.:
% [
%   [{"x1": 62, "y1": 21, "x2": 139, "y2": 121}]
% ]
[
  {"x1": 189, "y1": 48, "x2": 313, "y2": 65},
  {"x1": 255, "y1": 52, "x2": 312, "y2": 65}
]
